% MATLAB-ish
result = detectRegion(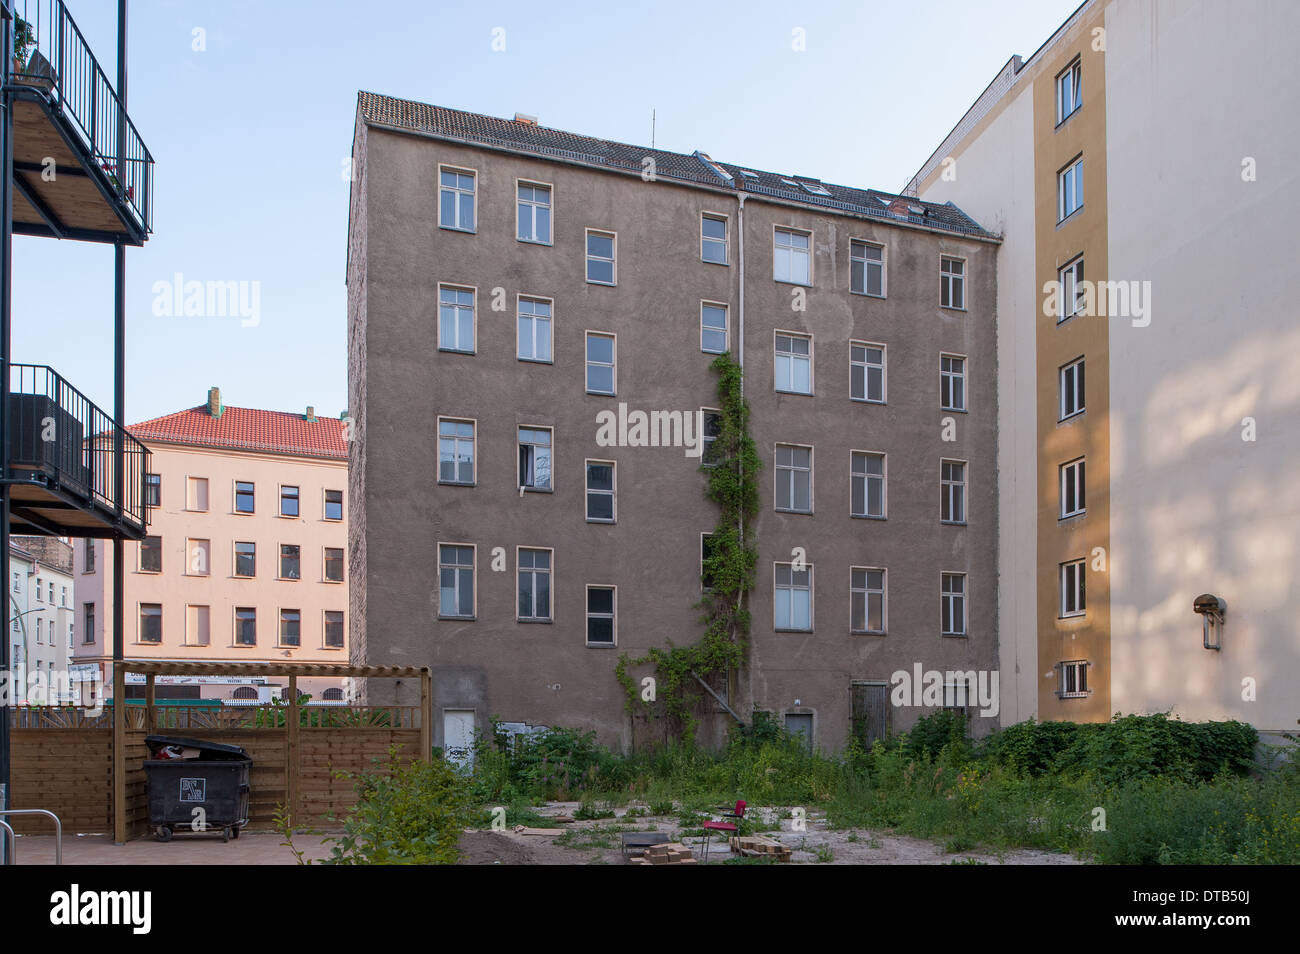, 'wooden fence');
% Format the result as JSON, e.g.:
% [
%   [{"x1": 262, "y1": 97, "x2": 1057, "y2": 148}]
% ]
[{"x1": 7, "y1": 703, "x2": 426, "y2": 836}]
